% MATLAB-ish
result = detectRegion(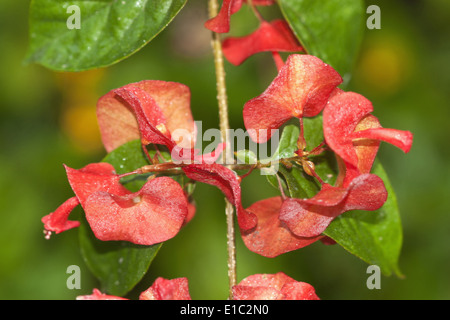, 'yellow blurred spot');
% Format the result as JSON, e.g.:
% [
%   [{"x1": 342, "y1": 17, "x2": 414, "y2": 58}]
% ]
[
  {"x1": 55, "y1": 69, "x2": 105, "y2": 154},
  {"x1": 355, "y1": 36, "x2": 414, "y2": 96},
  {"x1": 61, "y1": 104, "x2": 103, "y2": 153}
]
